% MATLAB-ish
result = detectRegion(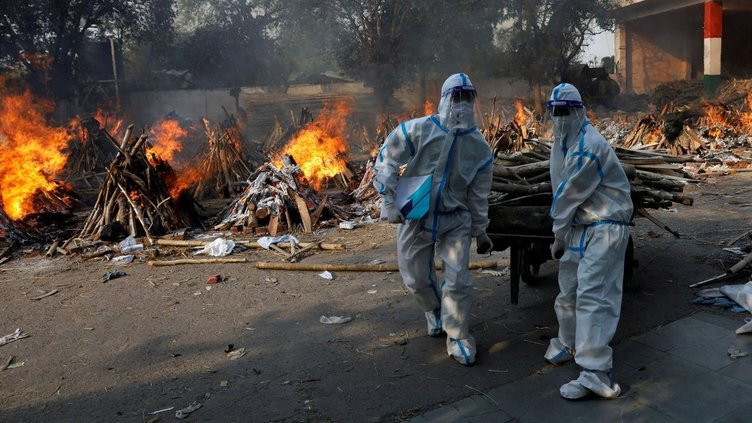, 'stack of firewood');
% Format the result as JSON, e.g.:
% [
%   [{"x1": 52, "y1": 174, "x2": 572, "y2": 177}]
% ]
[
  {"x1": 69, "y1": 125, "x2": 196, "y2": 246},
  {"x1": 491, "y1": 141, "x2": 695, "y2": 211},
  {"x1": 213, "y1": 157, "x2": 358, "y2": 236},
  {"x1": 482, "y1": 99, "x2": 538, "y2": 154},
  {"x1": 0, "y1": 200, "x2": 38, "y2": 245},
  {"x1": 191, "y1": 117, "x2": 253, "y2": 199},
  {"x1": 621, "y1": 114, "x2": 706, "y2": 155},
  {"x1": 65, "y1": 117, "x2": 118, "y2": 175}
]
